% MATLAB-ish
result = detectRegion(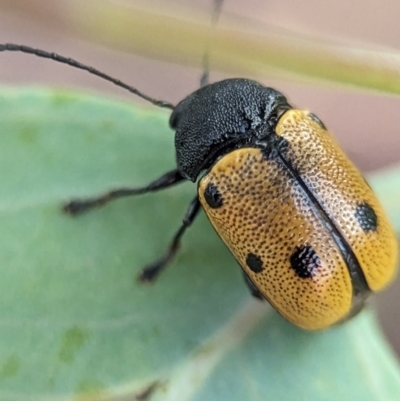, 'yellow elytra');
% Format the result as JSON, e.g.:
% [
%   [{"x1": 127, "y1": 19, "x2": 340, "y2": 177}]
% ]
[{"x1": 198, "y1": 109, "x2": 397, "y2": 330}]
